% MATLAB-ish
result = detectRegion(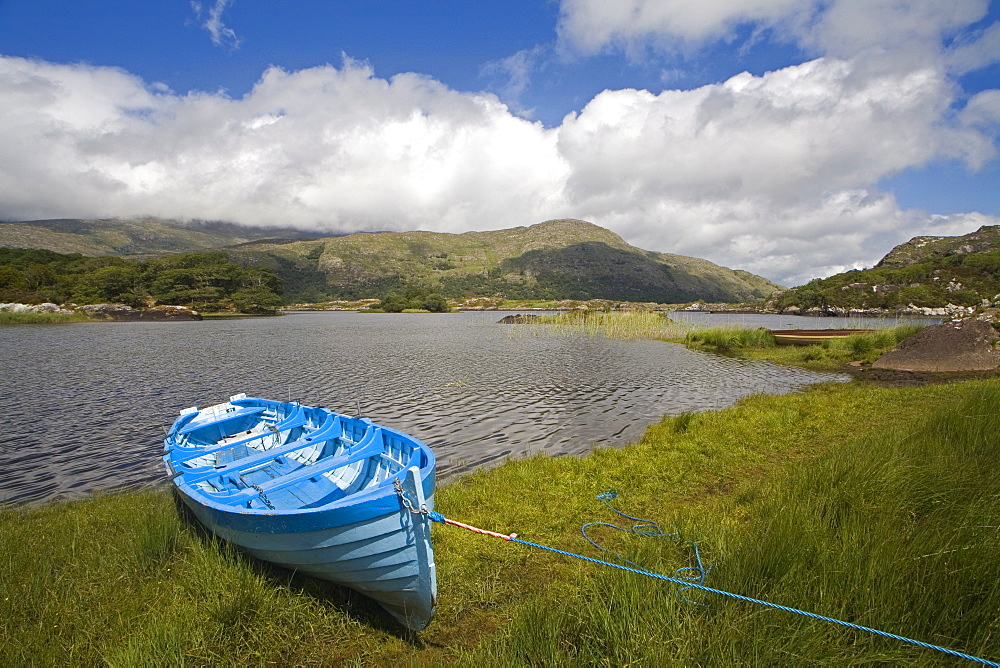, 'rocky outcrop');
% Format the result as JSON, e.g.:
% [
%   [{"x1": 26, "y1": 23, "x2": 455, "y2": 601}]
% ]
[
  {"x1": 776, "y1": 303, "x2": 977, "y2": 318},
  {"x1": 1, "y1": 302, "x2": 202, "y2": 321},
  {"x1": 0, "y1": 302, "x2": 74, "y2": 314},
  {"x1": 498, "y1": 314, "x2": 542, "y2": 324},
  {"x1": 873, "y1": 319, "x2": 1000, "y2": 372},
  {"x1": 75, "y1": 303, "x2": 202, "y2": 321}
]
